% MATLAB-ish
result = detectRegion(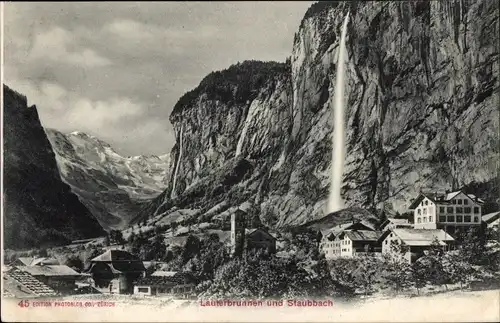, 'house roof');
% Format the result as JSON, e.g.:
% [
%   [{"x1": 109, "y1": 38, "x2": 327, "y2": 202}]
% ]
[
  {"x1": 482, "y1": 212, "x2": 500, "y2": 223},
  {"x1": 91, "y1": 249, "x2": 141, "y2": 263},
  {"x1": 409, "y1": 190, "x2": 485, "y2": 209},
  {"x1": 381, "y1": 218, "x2": 409, "y2": 226},
  {"x1": 322, "y1": 221, "x2": 376, "y2": 238},
  {"x1": 17, "y1": 265, "x2": 81, "y2": 277},
  {"x1": 31, "y1": 257, "x2": 60, "y2": 266},
  {"x1": 387, "y1": 228, "x2": 454, "y2": 246},
  {"x1": 16, "y1": 257, "x2": 59, "y2": 267},
  {"x1": 87, "y1": 250, "x2": 145, "y2": 274},
  {"x1": 3, "y1": 268, "x2": 57, "y2": 297},
  {"x1": 343, "y1": 230, "x2": 382, "y2": 242},
  {"x1": 380, "y1": 218, "x2": 412, "y2": 230},
  {"x1": 245, "y1": 228, "x2": 276, "y2": 240}
]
